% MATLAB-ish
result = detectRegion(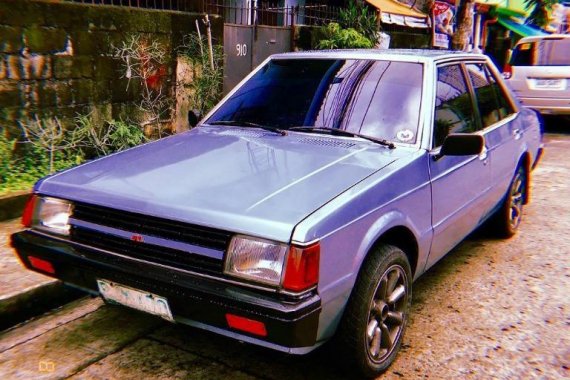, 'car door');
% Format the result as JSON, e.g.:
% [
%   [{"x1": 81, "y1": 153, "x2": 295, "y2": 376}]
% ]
[
  {"x1": 427, "y1": 63, "x2": 491, "y2": 268},
  {"x1": 464, "y1": 61, "x2": 520, "y2": 208}
]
